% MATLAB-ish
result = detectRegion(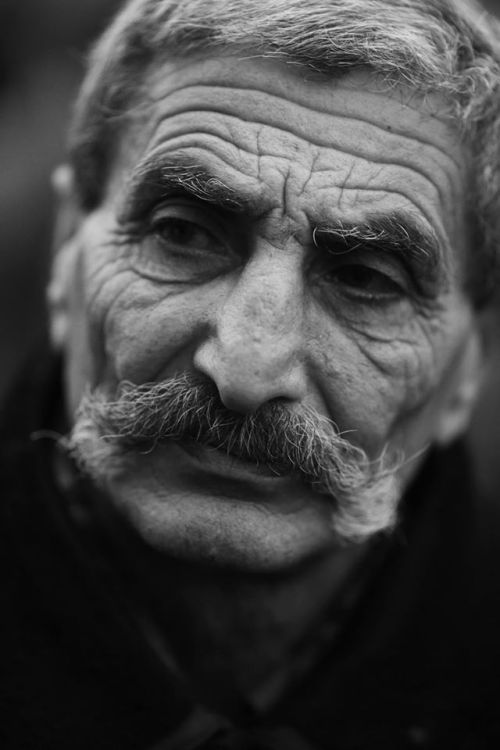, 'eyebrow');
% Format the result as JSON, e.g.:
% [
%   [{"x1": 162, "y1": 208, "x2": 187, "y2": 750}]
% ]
[
  {"x1": 118, "y1": 153, "x2": 250, "y2": 223},
  {"x1": 312, "y1": 213, "x2": 444, "y2": 286}
]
